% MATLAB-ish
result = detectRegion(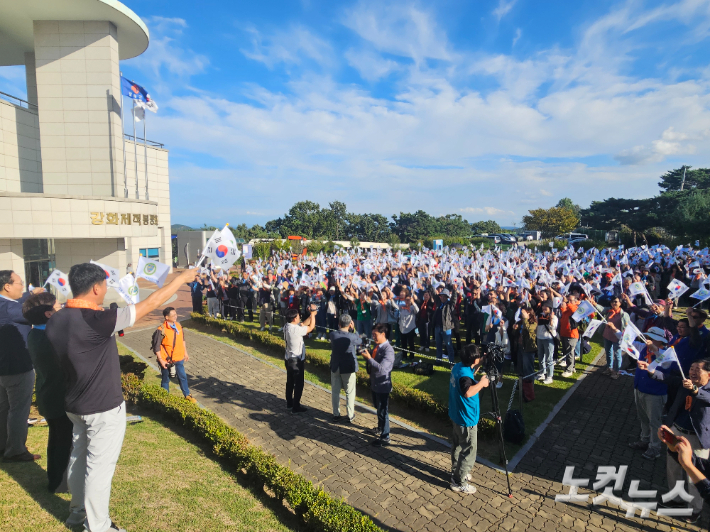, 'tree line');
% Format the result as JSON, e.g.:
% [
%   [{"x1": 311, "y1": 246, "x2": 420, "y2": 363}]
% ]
[
  {"x1": 580, "y1": 166, "x2": 710, "y2": 243},
  {"x1": 216, "y1": 201, "x2": 504, "y2": 244}
]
